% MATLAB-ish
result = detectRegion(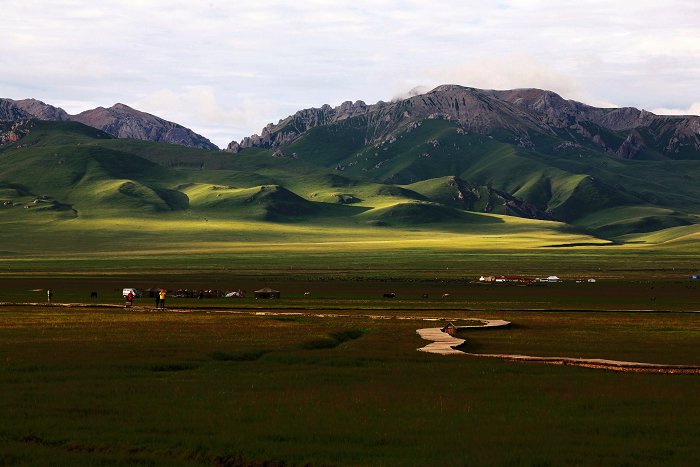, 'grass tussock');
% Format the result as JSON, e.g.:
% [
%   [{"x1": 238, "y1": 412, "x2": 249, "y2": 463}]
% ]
[
  {"x1": 208, "y1": 350, "x2": 268, "y2": 362},
  {"x1": 300, "y1": 328, "x2": 364, "y2": 350},
  {"x1": 150, "y1": 363, "x2": 197, "y2": 372}
]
